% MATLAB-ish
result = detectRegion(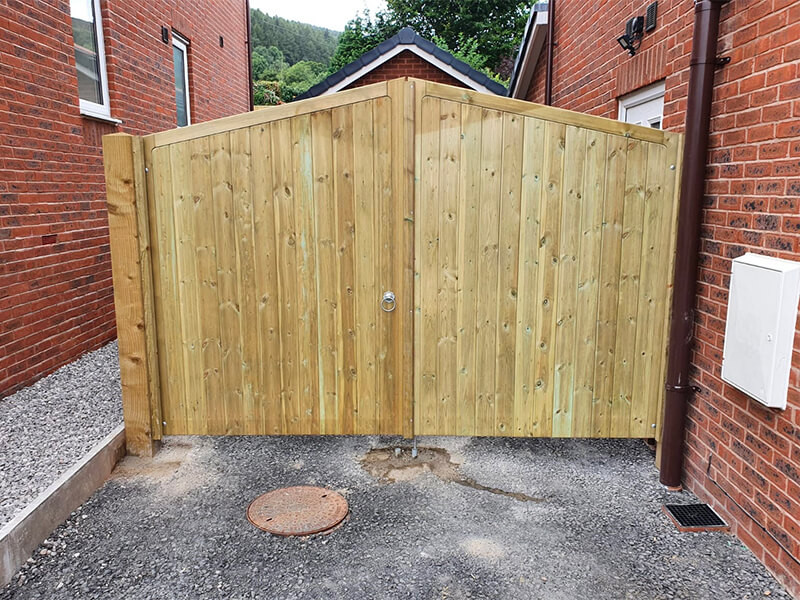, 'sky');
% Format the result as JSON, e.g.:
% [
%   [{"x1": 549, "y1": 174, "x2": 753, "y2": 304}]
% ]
[{"x1": 249, "y1": 0, "x2": 387, "y2": 31}]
